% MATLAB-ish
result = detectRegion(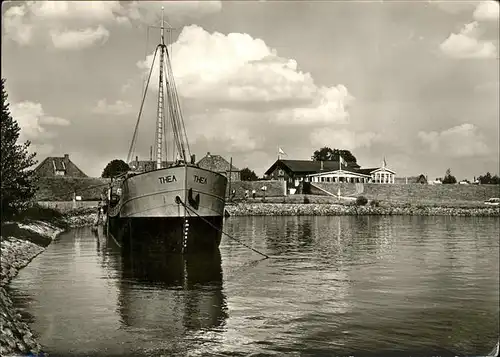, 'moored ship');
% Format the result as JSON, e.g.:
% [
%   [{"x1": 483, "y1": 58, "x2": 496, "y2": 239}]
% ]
[{"x1": 105, "y1": 9, "x2": 227, "y2": 253}]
